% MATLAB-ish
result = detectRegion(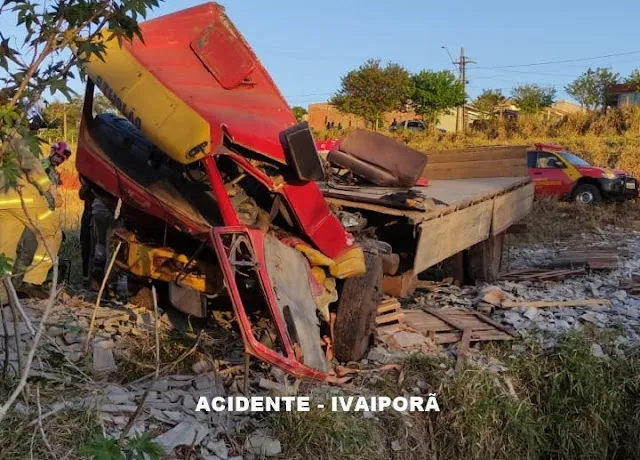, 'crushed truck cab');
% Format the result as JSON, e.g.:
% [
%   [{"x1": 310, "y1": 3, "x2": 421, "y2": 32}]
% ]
[{"x1": 75, "y1": 3, "x2": 381, "y2": 381}]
